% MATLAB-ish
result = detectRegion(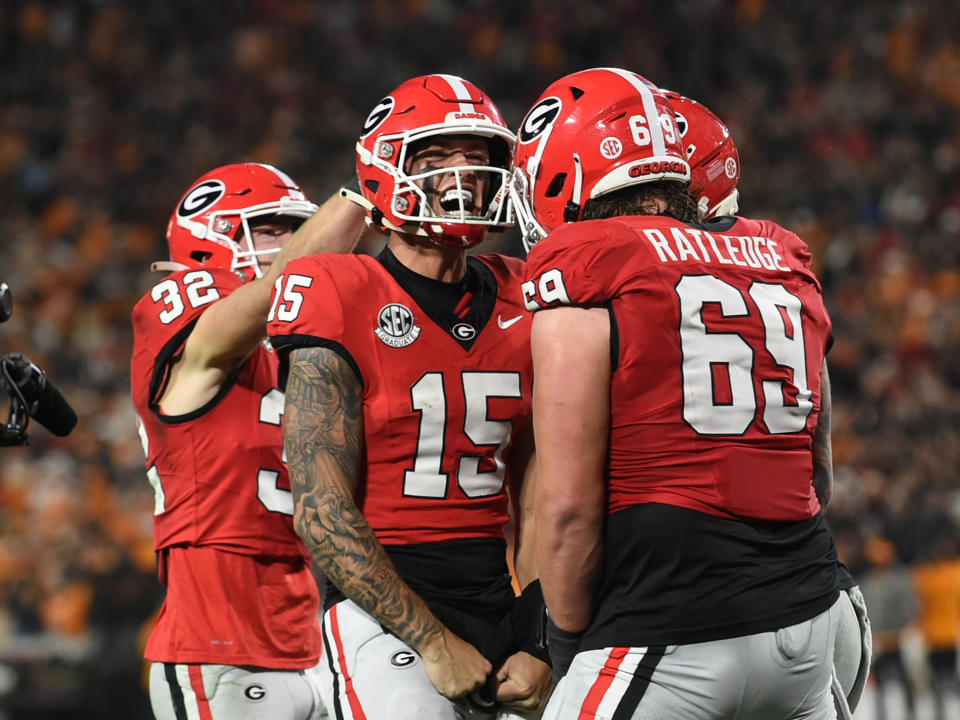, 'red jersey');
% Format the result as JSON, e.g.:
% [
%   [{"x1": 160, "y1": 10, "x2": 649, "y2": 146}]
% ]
[
  {"x1": 524, "y1": 215, "x2": 831, "y2": 522},
  {"x1": 131, "y1": 267, "x2": 320, "y2": 667},
  {"x1": 267, "y1": 250, "x2": 533, "y2": 547}
]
